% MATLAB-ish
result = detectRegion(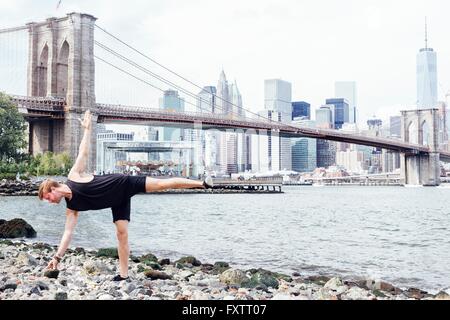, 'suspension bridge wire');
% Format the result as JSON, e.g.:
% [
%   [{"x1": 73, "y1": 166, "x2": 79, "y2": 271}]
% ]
[
  {"x1": 0, "y1": 25, "x2": 28, "y2": 34},
  {"x1": 95, "y1": 50, "x2": 222, "y2": 117},
  {"x1": 94, "y1": 24, "x2": 279, "y2": 124},
  {"x1": 94, "y1": 40, "x2": 249, "y2": 120},
  {"x1": 94, "y1": 54, "x2": 233, "y2": 116},
  {"x1": 94, "y1": 39, "x2": 263, "y2": 123},
  {"x1": 0, "y1": 28, "x2": 27, "y2": 95}
]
